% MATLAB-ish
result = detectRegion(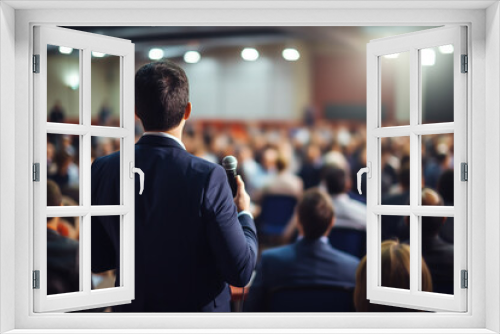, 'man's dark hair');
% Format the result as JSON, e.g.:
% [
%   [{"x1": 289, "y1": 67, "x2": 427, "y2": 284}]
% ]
[
  {"x1": 297, "y1": 188, "x2": 335, "y2": 240},
  {"x1": 322, "y1": 165, "x2": 346, "y2": 195},
  {"x1": 135, "y1": 61, "x2": 189, "y2": 131}
]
